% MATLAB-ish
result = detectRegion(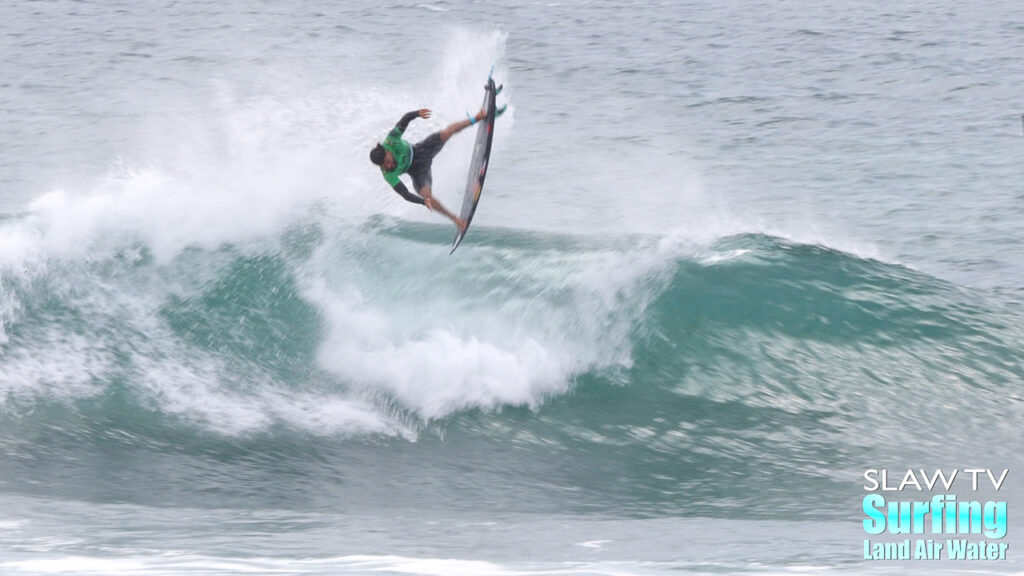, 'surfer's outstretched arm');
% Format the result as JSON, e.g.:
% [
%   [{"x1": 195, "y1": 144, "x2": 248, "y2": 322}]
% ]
[
  {"x1": 395, "y1": 109, "x2": 431, "y2": 134},
  {"x1": 390, "y1": 181, "x2": 464, "y2": 231},
  {"x1": 391, "y1": 181, "x2": 425, "y2": 206}
]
